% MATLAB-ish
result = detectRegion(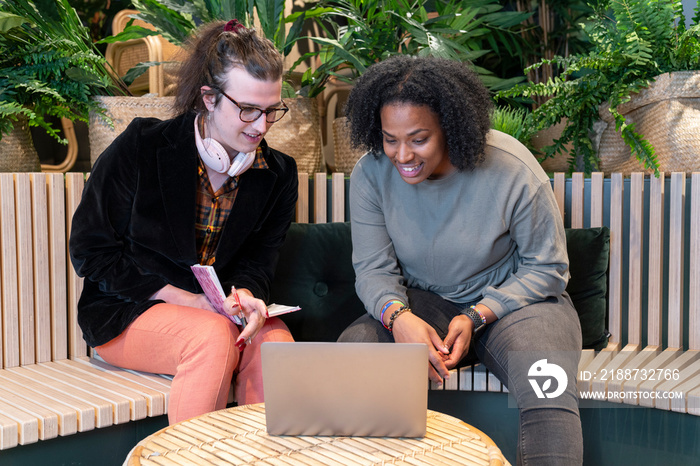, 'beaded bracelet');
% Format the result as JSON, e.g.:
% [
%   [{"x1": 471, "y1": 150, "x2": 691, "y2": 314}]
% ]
[
  {"x1": 388, "y1": 305, "x2": 412, "y2": 333},
  {"x1": 380, "y1": 300, "x2": 405, "y2": 330}
]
